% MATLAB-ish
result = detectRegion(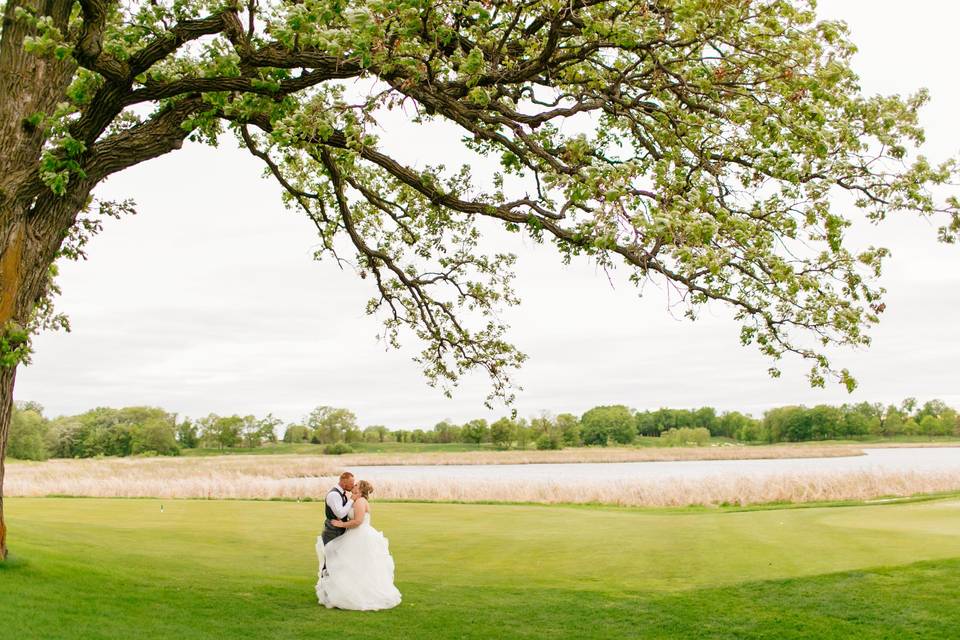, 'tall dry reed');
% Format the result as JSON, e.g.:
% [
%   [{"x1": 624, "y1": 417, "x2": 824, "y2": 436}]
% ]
[
  {"x1": 6, "y1": 454, "x2": 960, "y2": 507},
  {"x1": 307, "y1": 444, "x2": 864, "y2": 466}
]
